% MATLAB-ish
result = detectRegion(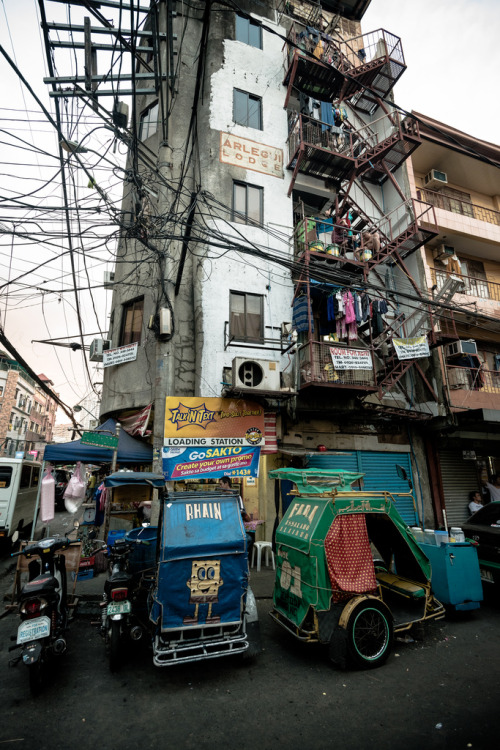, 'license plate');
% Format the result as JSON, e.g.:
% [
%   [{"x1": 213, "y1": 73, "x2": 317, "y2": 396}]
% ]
[
  {"x1": 107, "y1": 601, "x2": 131, "y2": 615},
  {"x1": 480, "y1": 568, "x2": 495, "y2": 583},
  {"x1": 17, "y1": 616, "x2": 51, "y2": 645}
]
